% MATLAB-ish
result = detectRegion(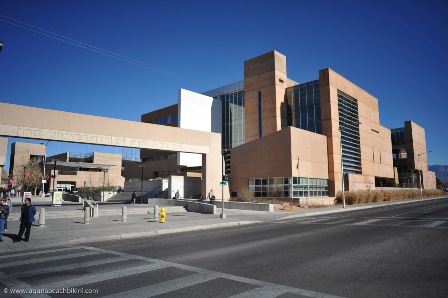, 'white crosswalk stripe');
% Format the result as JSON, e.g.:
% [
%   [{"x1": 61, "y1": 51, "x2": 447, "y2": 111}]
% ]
[
  {"x1": 0, "y1": 250, "x2": 103, "y2": 269},
  {"x1": 422, "y1": 220, "x2": 446, "y2": 227},
  {"x1": 0, "y1": 245, "x2": 343, "y2": 298},
  {"x1": 12, "y1": 255, "x2": 135, "y2": 278},
  {"x1": 101, "y1": 273, "x2": 221, "y2": 298}
]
